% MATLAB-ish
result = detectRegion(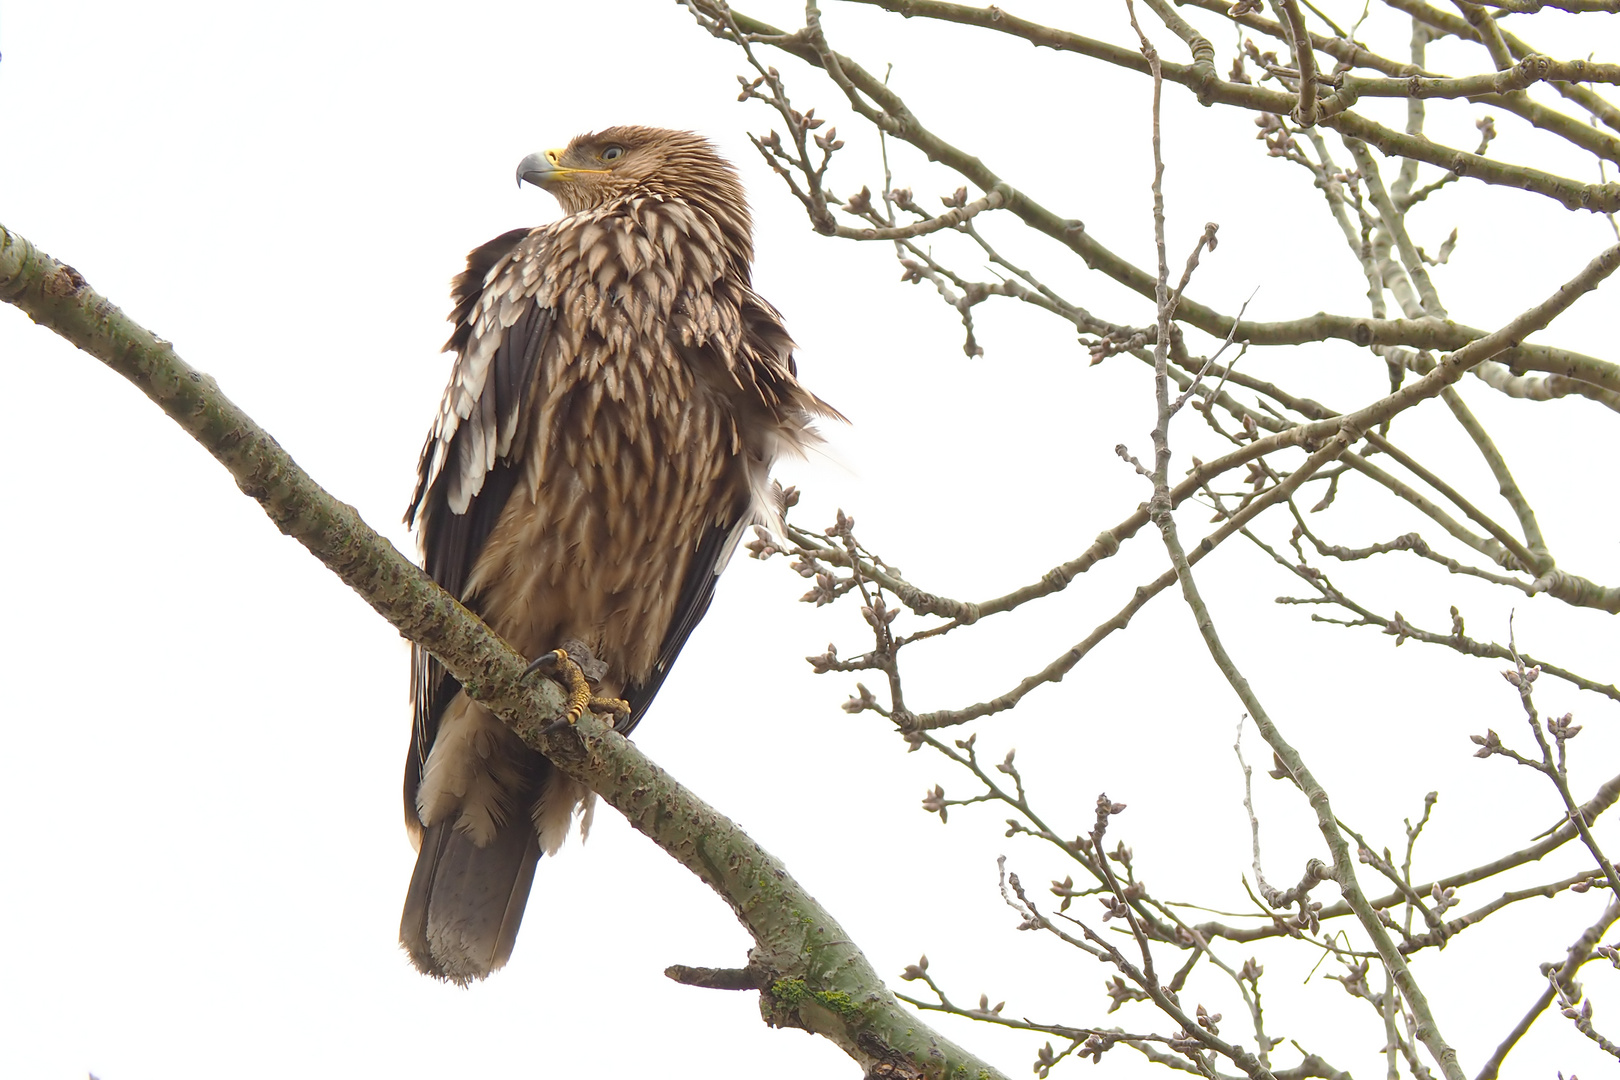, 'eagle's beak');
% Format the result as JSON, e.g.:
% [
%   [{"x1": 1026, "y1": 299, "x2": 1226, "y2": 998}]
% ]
[
  {"x1": 517, "y1": 148, "x2": 608, "y2": 189},
  {"x1": 516, "y1": 149, "x2": 566, "y2": 188}
]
